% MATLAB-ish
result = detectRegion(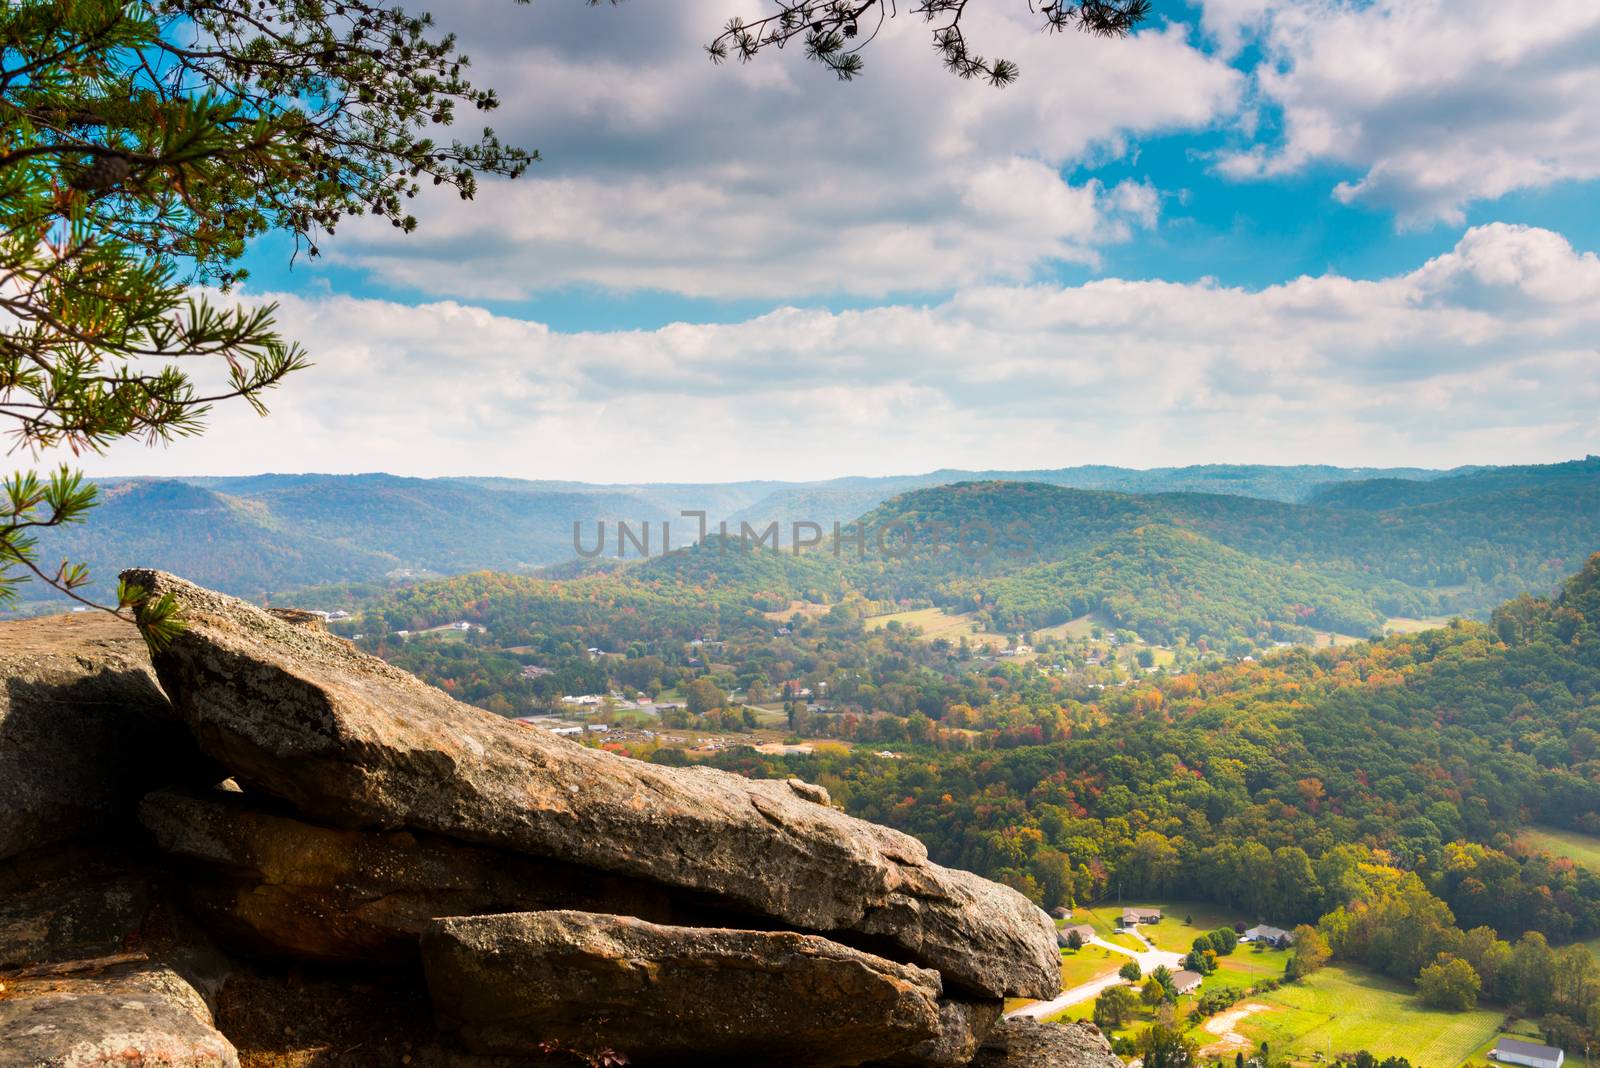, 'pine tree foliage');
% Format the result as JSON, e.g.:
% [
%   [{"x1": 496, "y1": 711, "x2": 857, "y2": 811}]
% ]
[
  {"x1": 701, "y1": 0, "x2": 1151, "y2": 84},
  {"x1": 0, "y1": 0, "x2": 533, "y2": 628}
]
